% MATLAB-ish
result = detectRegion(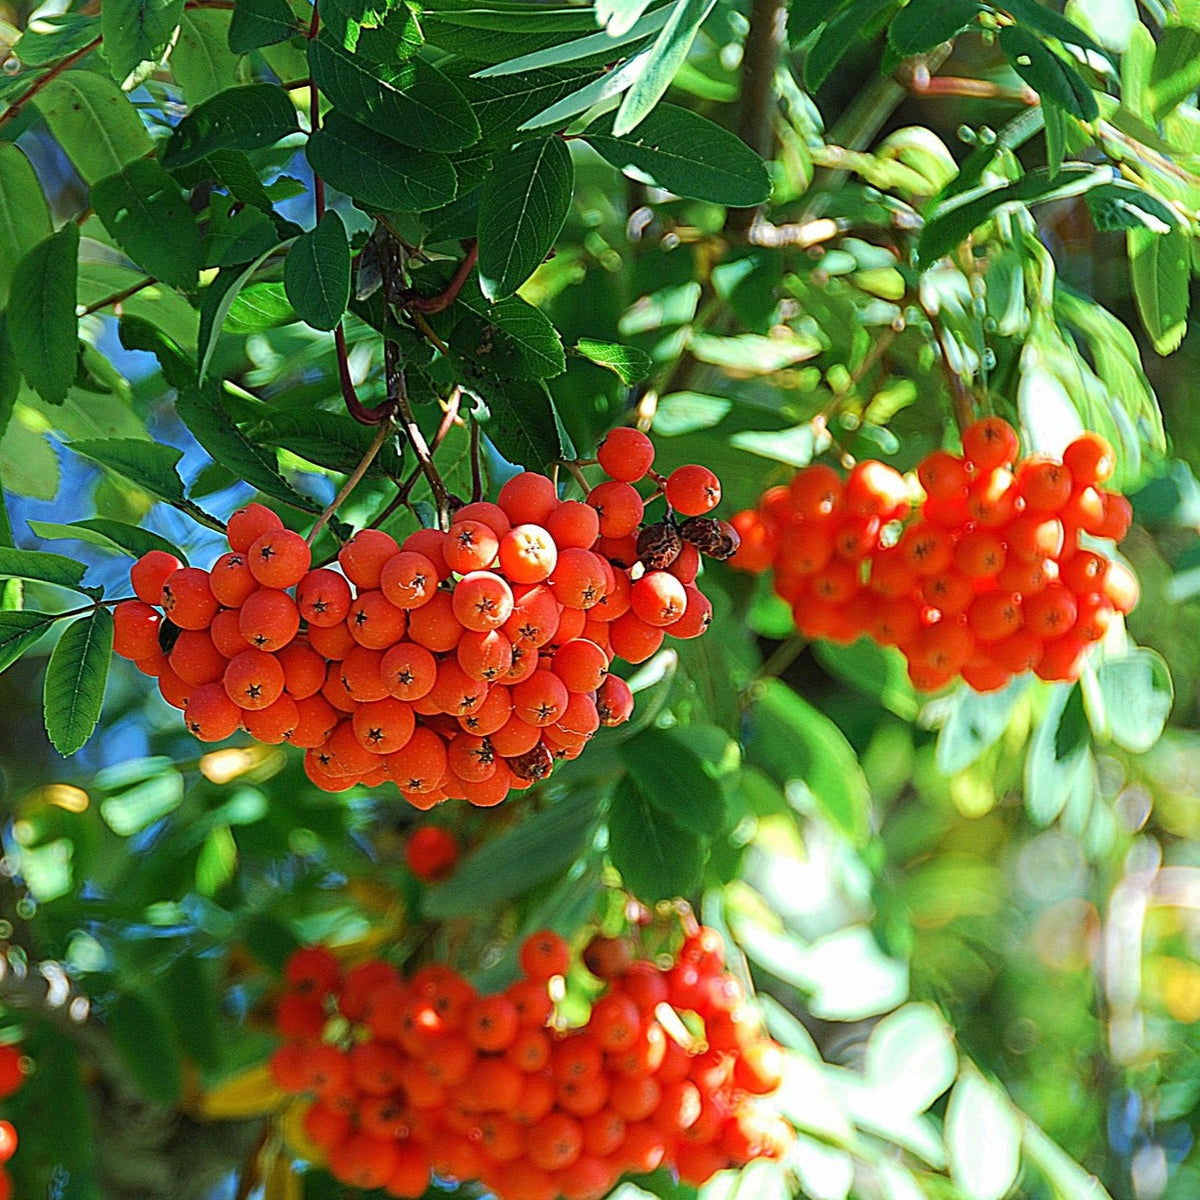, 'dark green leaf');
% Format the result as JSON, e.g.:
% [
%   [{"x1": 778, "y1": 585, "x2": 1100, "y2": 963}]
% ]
[
  {"x1": 574, "y1": 338, "x2": 653, "y2": 384},
  {"x1": 584, "y1": 104, "x2": 771, "y2": 207},
  {"x1": 228, "y1": 0, "x2": 300, "y2": 52},
  {"x1": 998, "y1": 26, "x2": 1097, "y2": 121},
  {"x1": 1085, "y1": 181, "x2": 1177, "y2": 233},
  {"x1": 101, "y1": 0, "x2": 185, "y2": 80},
  {"x1": 1044, "y1": 100, "x2": 1064, "y2": 178},
  {"x1": 43, "y1": 607, "x2": 113, "y2": 756},
  {"x1": 618, "y1": 726, "x2": 726, "y2": 836},
  {"x1": 239, "y1": 913, "x2": 300, "y2": 972},
  {"x1": 0, "y1": 142, "x2": 52, "y2": 308},
  {"x1": 0, "y1": 547, "x2": 87, "y2": 593},
  {"x1": 33, "y1": 70, "x2": 154, "y2": 183},
  {"x1": 1024, "y1": 683, "x2": 1092, "y2": 825},
  {"x1": 12, "y1": 12, "x2": 101, "y2": 67},
  {"x1": 477, "y1": 136, "x2": 573, "y2": 301},
  {"x1": 254, "y1": 408, "x2": 404, "y2": 476},
  {"x1": 0, "y1": 317, "x2": 16, "y2": 434},
  {"x1": 175, "y1": 386, "x2": 323, "y2": 512},
  {"x1": 609, "y1": 775, "x2": 705, "y2": 903},
  {"x1": 1129, "y1": 225, "x2": 1190, "y2": 354},
  {"x1": 91, "y1": 161, "x2": 202, "y2": 290},
  {"x1": 306, "y1": 111, "x2": 458, "y2": 211},
  {"x1": 744, "y1": 678, "x2": 871, "y2": 844},
  {"x1": 162, "y1": 84, "x2": 301, "y2": 170},
  {"x1": 7, "y1": 224, "x2": 78, "y2": 405},
  {"x1": 812, "y1": 639, "x2": 919, "y2": 721},
  {"x1": 118, "y1": 315, "x2": 196, "y2": 390},
  {"x1": 789, "y1": 0, "x2": 844, "y2": 44},
  {"x1": 69, "y1": 438, "x2": 186, "y2": 502},
  {"x1": 0, "y1": 611, "x2": 59, "y2": 673},
  {"x1": 613, "y1": 0, "x2": 717, "y2": 135},
  {"x1": 454, "y1": 65, "x2": 606, "y2": 145},
  {"x1": 308, "y1": 35, "x2": 479, "y2": 151},
  {"x1": 106, "y1": 990, "x2": 183, "y2": 1106},
  {"x1": 1149, "y1": 26, "x2": 1200, "y2": 118},
  {"x1": 198, "y1": 245, "x2": 283, "y2": 381},
  {"x1": 805, "y1": 0, "x2": 893, "y2": 89},
  {"x1": 163, "y1": 955, "x2": 222, "y2": 1071},
  {"x1": 223, "y1": 282, "x2": 298, "y2": 333},
  {"x1": 173, "y1": 10, "x2": 241, "y2": 104},
  {"x1": 888, "y1": 0, "x2": 980, "y2": 56},
  {"x1": 1096, "y1": 649, "x2": 1173, "y2": 752},
  {"x1": 424, "y1": 788, "x2": 600, "y2": 917},
  {"x1": 999, "y1": 0, "x2": 1111, "y2": 61},
  {"x1": 27, "y1": 519, "x2": 187, "y2": 563},
  {"x1": 451, "y1": 295, "x2": 566, "y2": 380},
  {"x1": 284, "y1": 210, "x2": 351, "y2": 331},
  {"x1": 463, "y1": 374, "x2": 574, "y2": 469}
]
